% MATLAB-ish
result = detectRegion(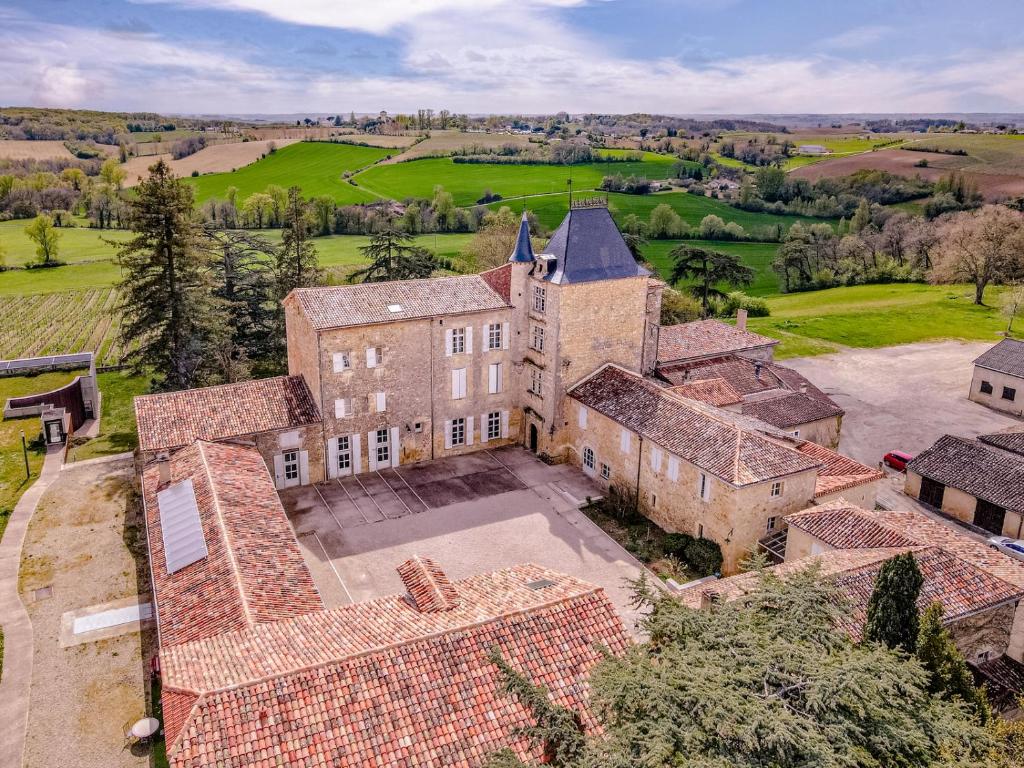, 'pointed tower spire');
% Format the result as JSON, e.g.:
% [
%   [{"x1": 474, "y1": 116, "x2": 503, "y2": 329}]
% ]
[{"x1": 508, "y1": 210, "x2": 535, "y2": 263}]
